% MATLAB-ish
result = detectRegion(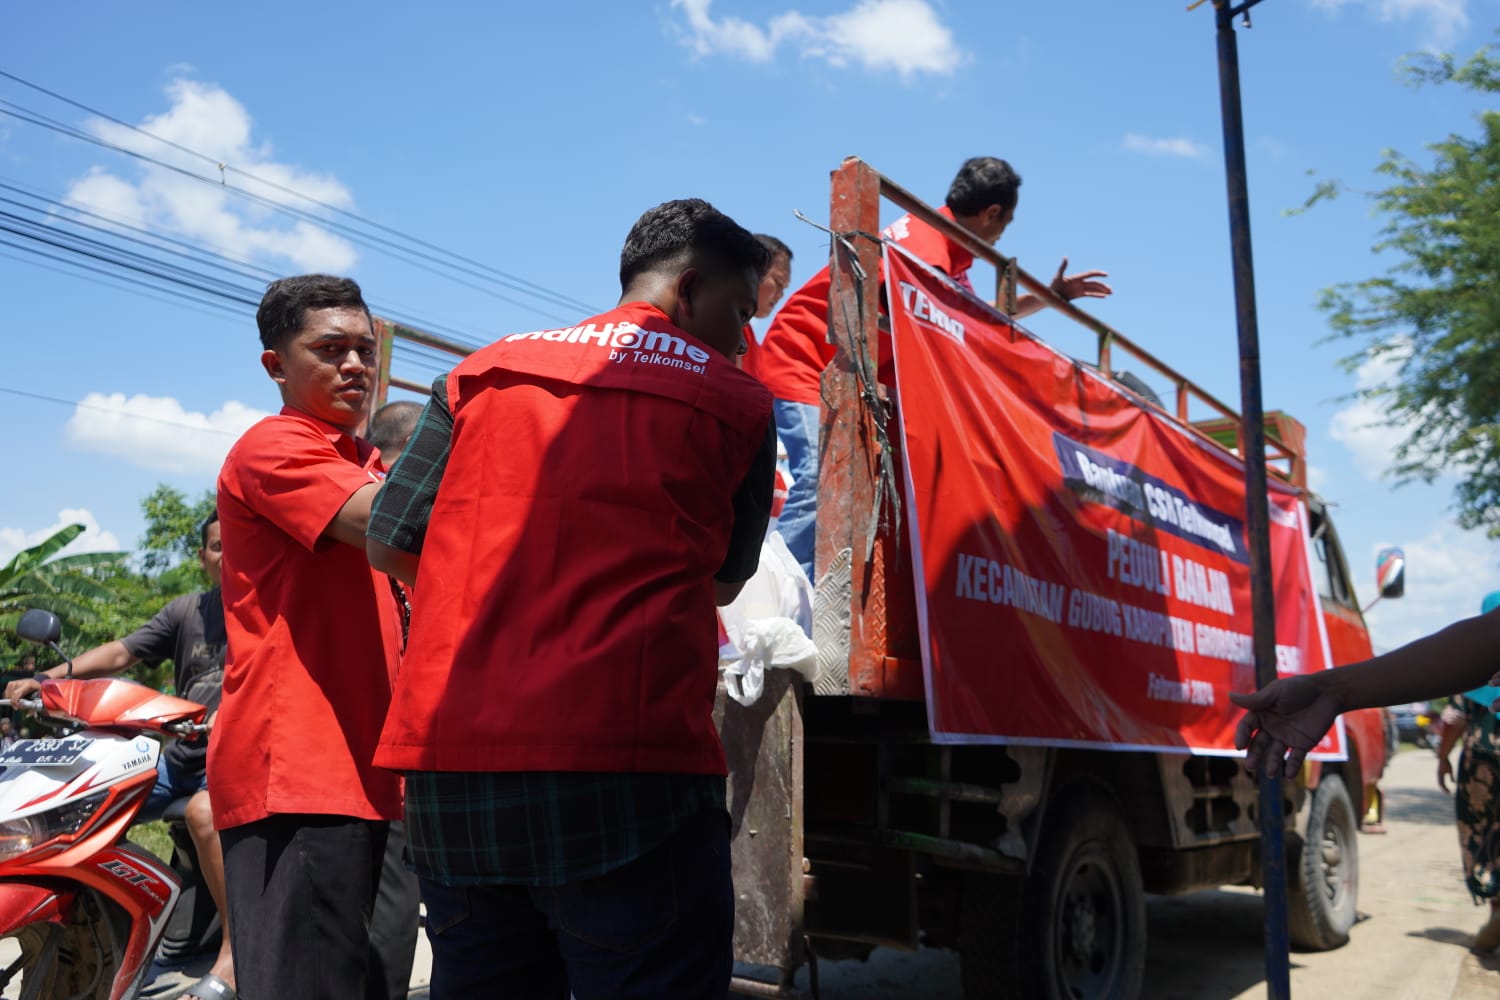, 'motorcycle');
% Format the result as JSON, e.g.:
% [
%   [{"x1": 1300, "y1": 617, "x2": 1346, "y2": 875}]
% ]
[{"x1": 0, "y1": 609, "x2": 208, "y2": 1000}]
